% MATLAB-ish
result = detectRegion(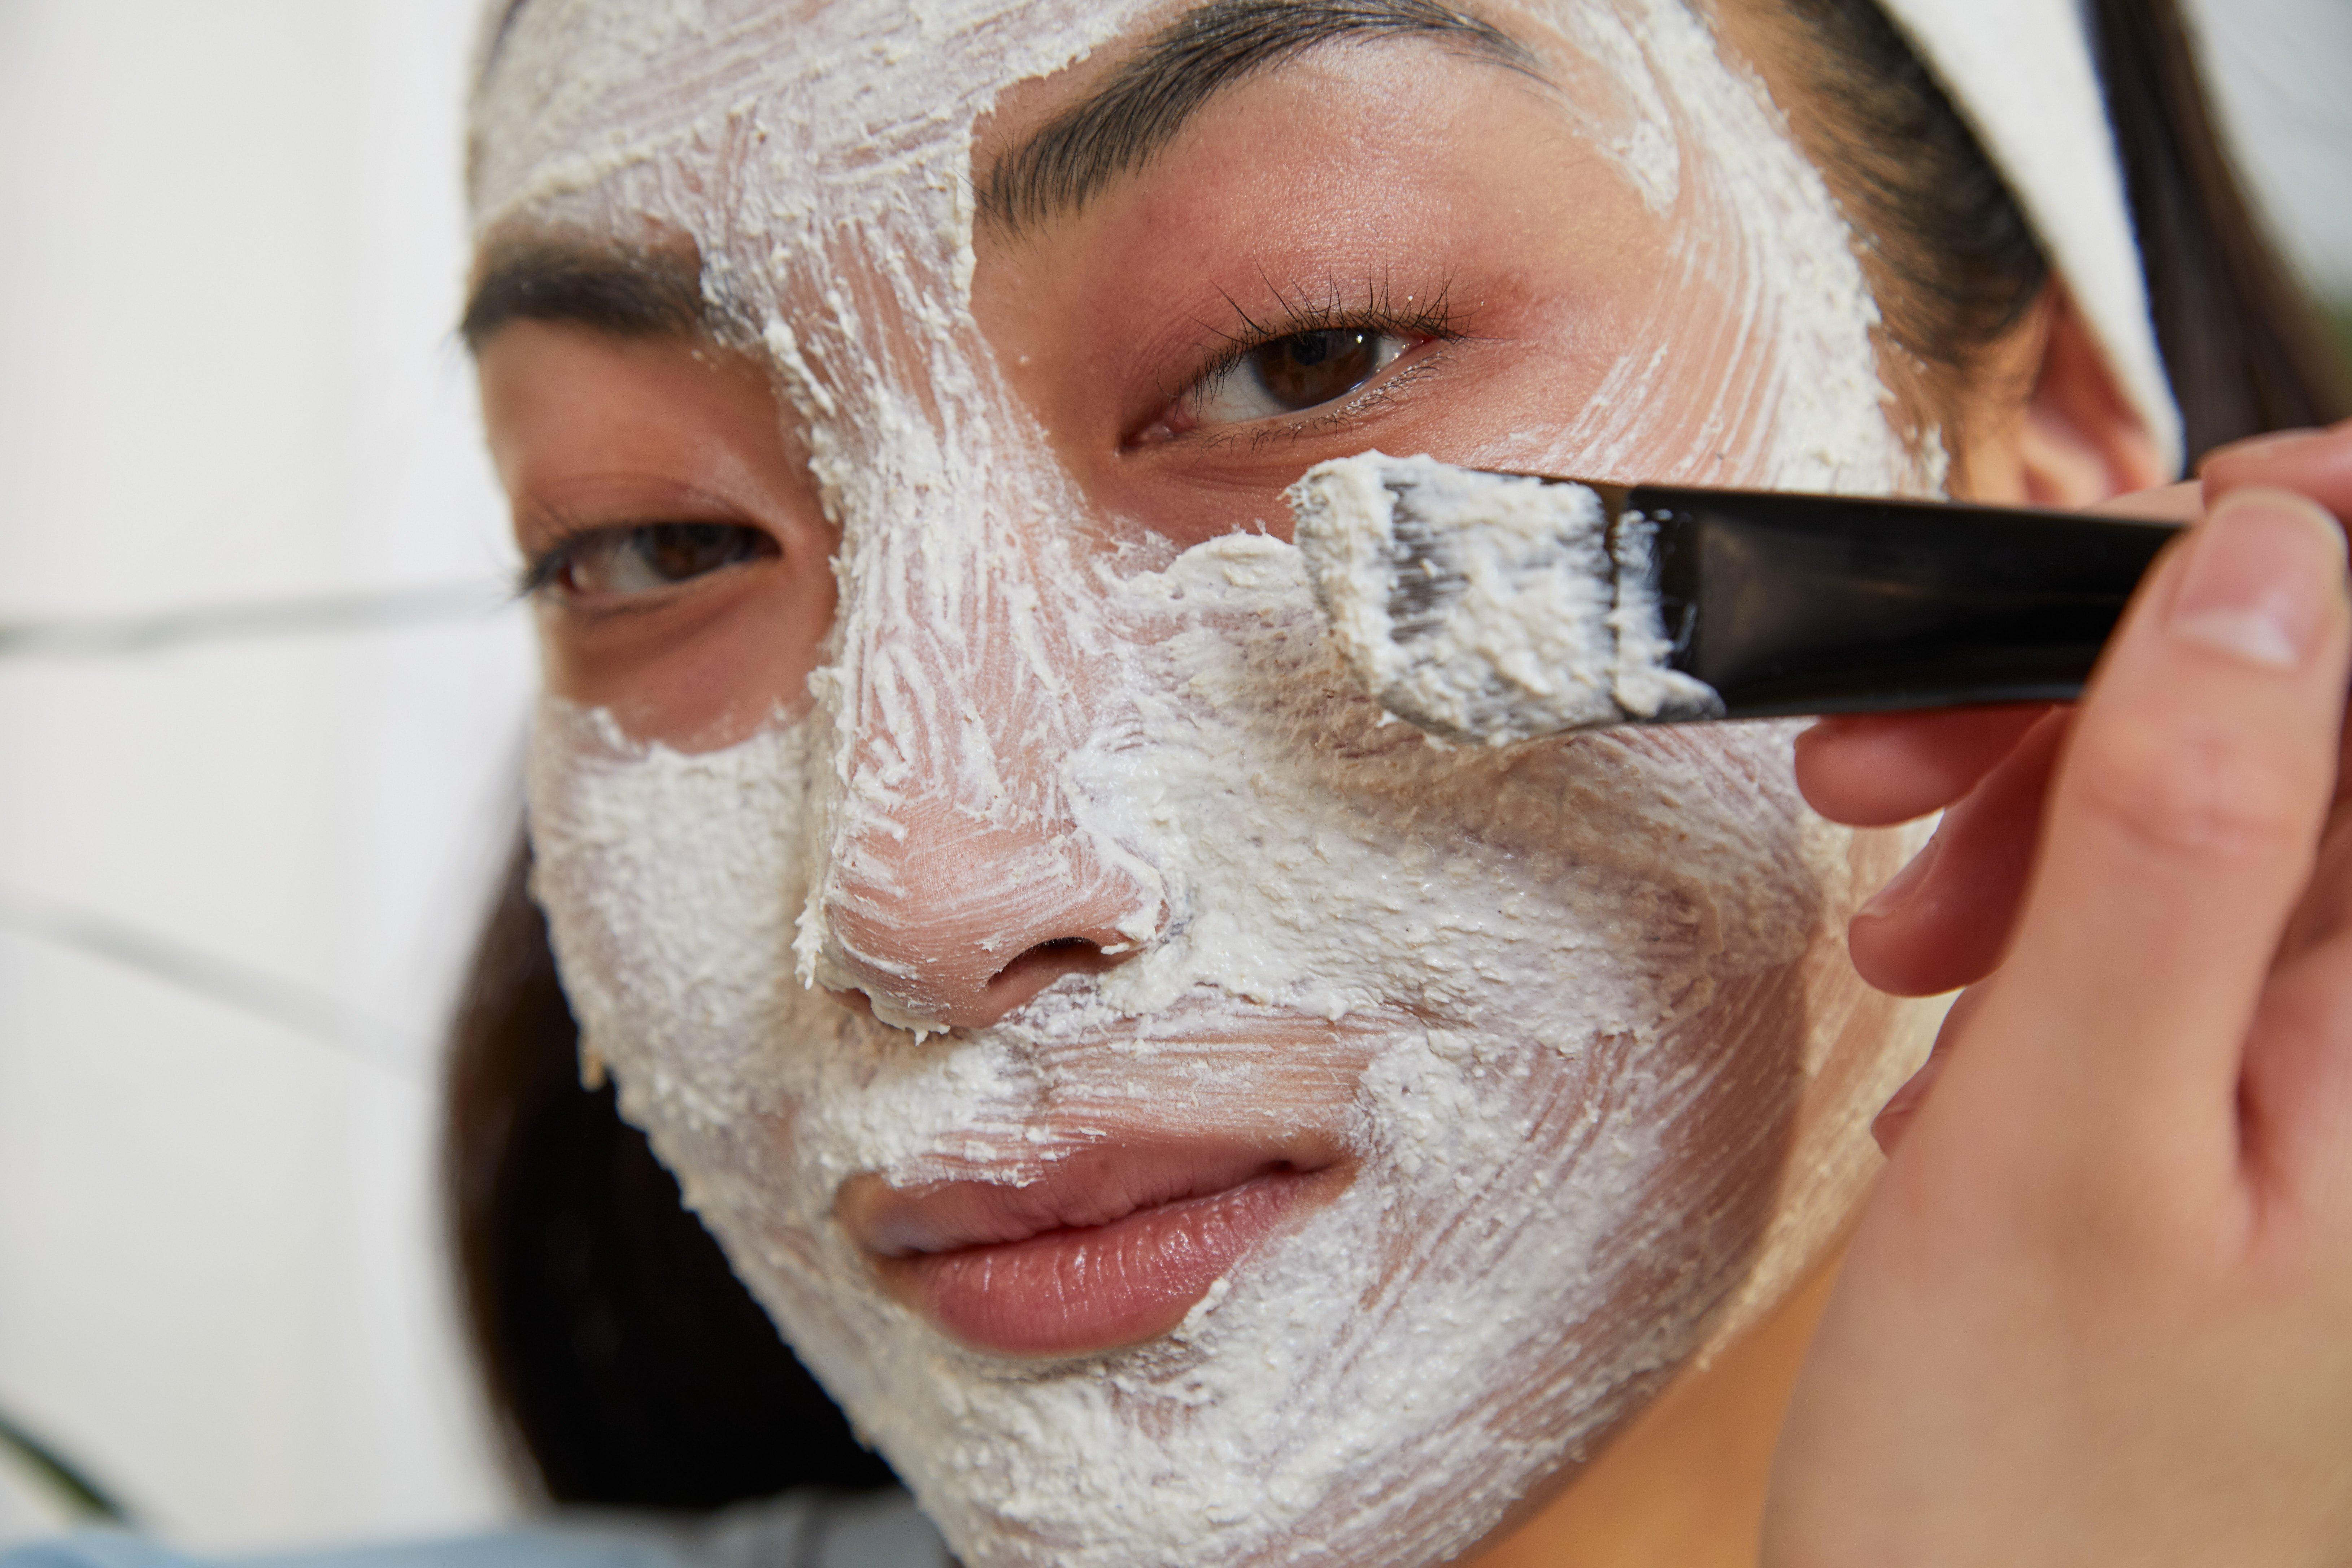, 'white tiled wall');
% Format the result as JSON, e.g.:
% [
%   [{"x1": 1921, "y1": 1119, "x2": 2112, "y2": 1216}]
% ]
[
  {"x1": 0, "y1": 0, "x2": 2341, "y2": 1555},
  {"x1": 2192, "y1": 0, "x2": 2352, "y2": 297},
  {"x1": 0, "y1": 0, "x2": 524, "y2": 1550}
]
